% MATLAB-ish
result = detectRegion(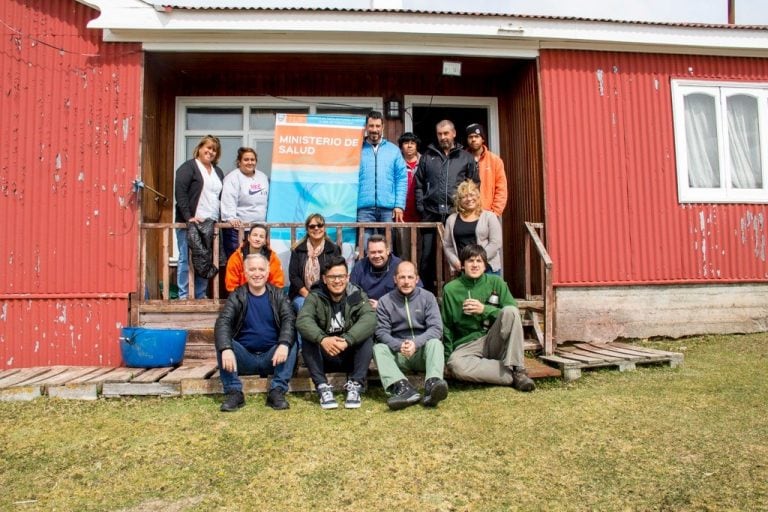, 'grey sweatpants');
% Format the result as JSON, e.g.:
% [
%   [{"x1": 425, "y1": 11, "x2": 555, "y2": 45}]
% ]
[{"x1": 446, "y1": 306, "x2": 525, "y2": 385}]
